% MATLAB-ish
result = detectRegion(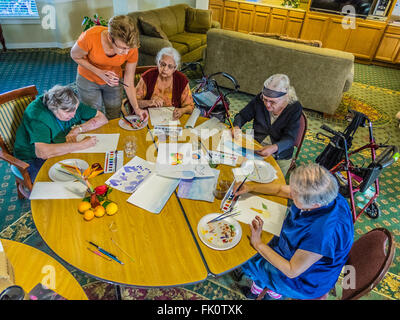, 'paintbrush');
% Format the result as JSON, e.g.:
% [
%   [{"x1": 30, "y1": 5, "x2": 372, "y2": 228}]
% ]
[{"x1": 119, "y1": 79, "x2": 129, "y2": 87}]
